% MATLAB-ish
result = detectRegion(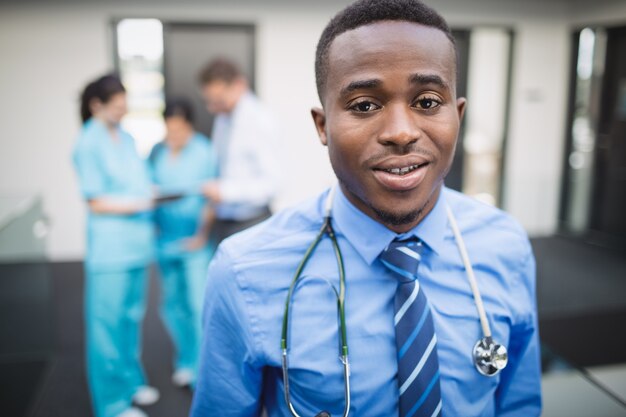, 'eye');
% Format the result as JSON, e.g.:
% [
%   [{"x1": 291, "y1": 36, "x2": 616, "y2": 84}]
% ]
[
  {"x1": 414, "y1": 96, "x2": 442, "y2": 111},
  {"x1": 349, "y1": 100, "x2": 381, "y2": 113}
]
